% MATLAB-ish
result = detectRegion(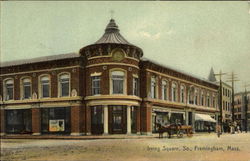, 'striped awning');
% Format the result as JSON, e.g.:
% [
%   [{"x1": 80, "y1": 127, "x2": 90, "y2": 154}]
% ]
[{"x1": 195, "y1": 114, "x2": 216, "y2": 123}]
